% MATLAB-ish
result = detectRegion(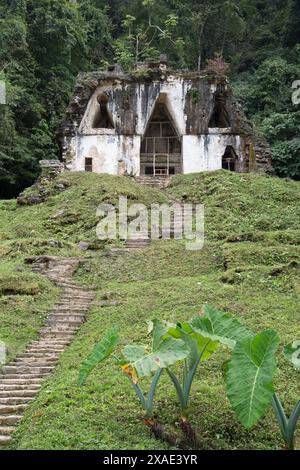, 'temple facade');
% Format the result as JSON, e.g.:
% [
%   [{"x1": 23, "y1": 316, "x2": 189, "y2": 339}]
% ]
[{"x1": 58, "y1": 58, "x2": 272, "y2": 177}]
